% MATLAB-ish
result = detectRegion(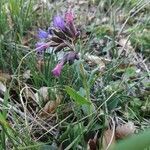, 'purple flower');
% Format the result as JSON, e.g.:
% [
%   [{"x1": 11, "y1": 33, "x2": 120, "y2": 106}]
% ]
[
  {"x1": 35, "y1": 42, "x2": 48, "y2": 53},
  {"x1": 53, "y1": 15, "x2": 65, "y2": 30},
  {"x1": 52, "y1": 61, "x2": 64, "y2": 77},
  {"x1": 38, "y1": 28, "x2": 48, "y2": 39}
]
